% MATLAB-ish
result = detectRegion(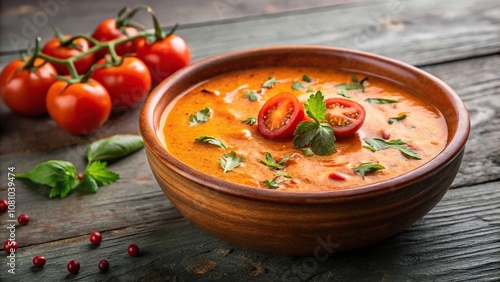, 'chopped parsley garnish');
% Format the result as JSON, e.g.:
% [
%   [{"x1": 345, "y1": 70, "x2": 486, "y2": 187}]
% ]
[
  {"x1": 189, "y1": 108, "x2": 211, "y2": 126},
  {"x1": 262, "y1": 77, "x2": 278, "y2": 88},
  {"x1": 219, "y1": 151, "x2": 244, "y2": 173},
  {"x1": 292, "y1": 81, "x2": 307, "y2": 90},
  {"x1": 293, "y1": 91, "x2": 335, "y2": 156},
  {"x1": 243, "y1": 91, "x2": 259, "y2": 102},
  {"x1": 365, "y1": 98, "x2": 398, "y2": 104},
  {"x1": 260, "y1": 152, "x2": 290, "y2": 170},
  {"x1": 300, "y1": 148, "x2": 314, "y2": 156},
  {"x1": 388, "y1": 113, "x2": 407, "y2": 124},
  {"x1": 363, "y1": 138, "x2": 421, "y2": 159},
  {"x1": 306, "y1": 88, "x2": 314, "y2": 93},
  {"x1": 242, "y1": 117, "x2": 257, "y2": 126},
  {"x1": 263, "y1": 172, "x2": 292, "y2": 189},
  {"x1": 302, "y1": 74, "x2": 313, "y2": 82},
  {"x1": 334, "y1": 75, "x2": 368, "y2": 98},
  {"x1": 195, "y1": 136, "x2": 227, "y2": 150},
  {"x1": 352, "y1": 162, "x2": 385, "y2": 179}
]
